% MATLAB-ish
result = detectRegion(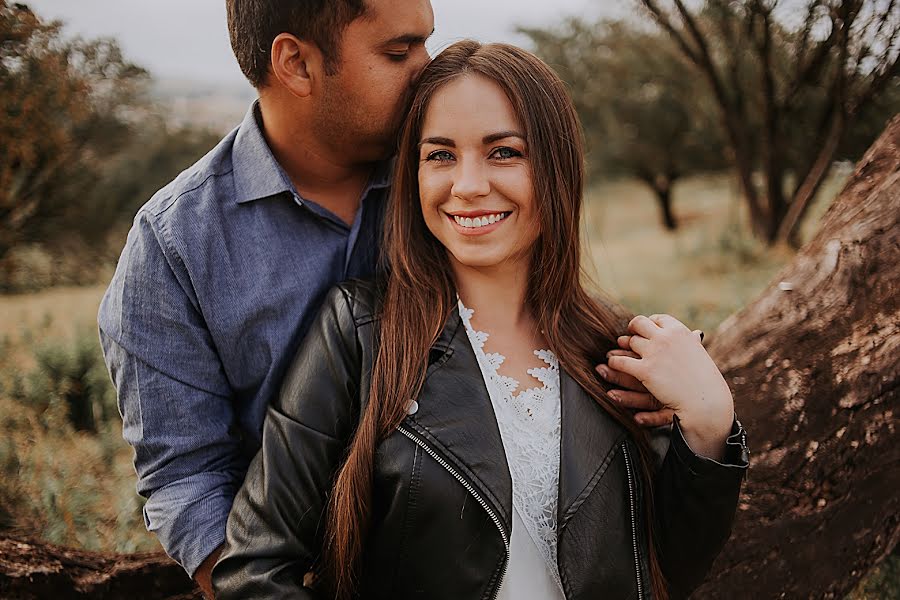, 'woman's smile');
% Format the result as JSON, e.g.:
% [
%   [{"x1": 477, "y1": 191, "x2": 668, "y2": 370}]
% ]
[{"x1": 446, "y1": 210, "x2": 513, "y2": 235}]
